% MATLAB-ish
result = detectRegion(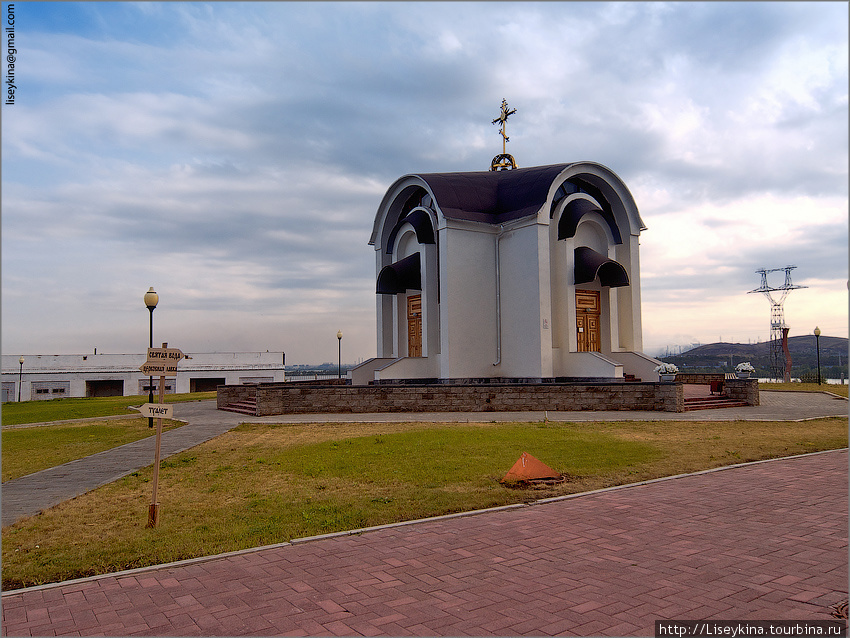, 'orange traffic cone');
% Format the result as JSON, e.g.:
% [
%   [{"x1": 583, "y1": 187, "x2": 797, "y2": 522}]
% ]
[{"x1": 501, "y1": 452, "x2": 560, "y2": 483}]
